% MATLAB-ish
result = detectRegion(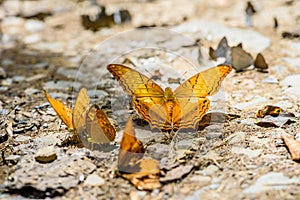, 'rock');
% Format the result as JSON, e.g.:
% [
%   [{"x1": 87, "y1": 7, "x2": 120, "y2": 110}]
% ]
[
  {"x1": 15, "y1": 135, "x2": 32, "y2": 142},
  {"x1": 231, "y1": 146, "x2": 261, "y2": 158},
  {"x1": 197, "y1": 165, "x2": 219, "y2": 176},
  {"x1": 0, "y1": 131, "x2": 8, "y2": 143},
  {"x1": 173, "y1": 20, "x2": 271, "y2": 53},
  {"x1": 25, "y1": 74, "x2": 47, "y2": 82},
  {"x1": 262, "y1": 76, "x2": 278, "y2": 84},
  {"x1": 12, "y1": 75, "x2": 25, "y2": 83},
  {"x1": 282, "y1": 57, "x2": 300, "y2": 70},
  {"x1": 281, "y1": 74, "x2": 300, "y2": 96},
  {"x1": 24, "y1": 88, "x2": 40, "y2": 96},
  {"x1": 35, "y1": 146, "x2": 57, "y2": 163},
  {"x1": 2, "y1": 78, "x2": 13, "y2": 86},
  {"x1": 5, "y1": 155, "x2": 21, "y2": 165},
  {"x1": 243, "y1": 172, "x2": 300, "y2": 194},
  {"x1": 0, "y1": 67, "x2": 7, "y2": 78},
  {"x1": 228, "y1": 132, "x2": 246, "y2": 145},
  {"x1": 84, "y1": 174, "x2": 105, "y2": 187},
  {"x1": 23, "y1": 34, "x2": 42, "y2": 44},
  {"x1": 25, "y1": 19, "x2": 45, "y2": 32},
  {"x1": 43, "y1": 80, "x2": 82, "y2": 91},
  {"x1": 232, "y1": 97, "x2": 268, "y2": 111},
  {"x1": 189, "y1": 175, "x2": 211, "y2": 184}
]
